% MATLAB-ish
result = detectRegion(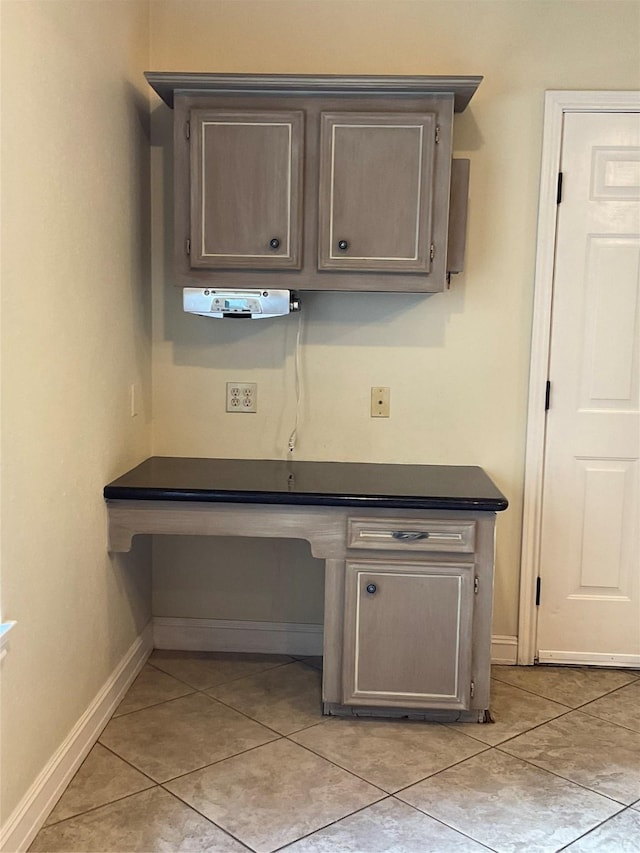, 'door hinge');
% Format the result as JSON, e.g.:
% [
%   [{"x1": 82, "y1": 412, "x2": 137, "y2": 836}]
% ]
[
  {"x1": 535, "y1": 576, "x2": 541, "y2": 606},
  {"x1": 185, "y1": 121, "x2": 190, "y2": 140},
  {"x1": 474, "y1": 576, "x2": 479, "y2": 594},
  {"x1": 545, "y1": 380, "x2": 551, "y2": 411},
  {"x1": 435, "y1": 125, "x2": 440, "y2": 144},
  {"x1": 557, "y1": 171, "x2": 563, "y2": 204},
  {"x1": 430, "y1": 244, "x2": 435, "y2": 261},
  {"x1": 470, "y1": 680, "x2": 475, "y2": 698},
  {"x1": 185, "y1": 238, "x2": 191, "y2": 255}
]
